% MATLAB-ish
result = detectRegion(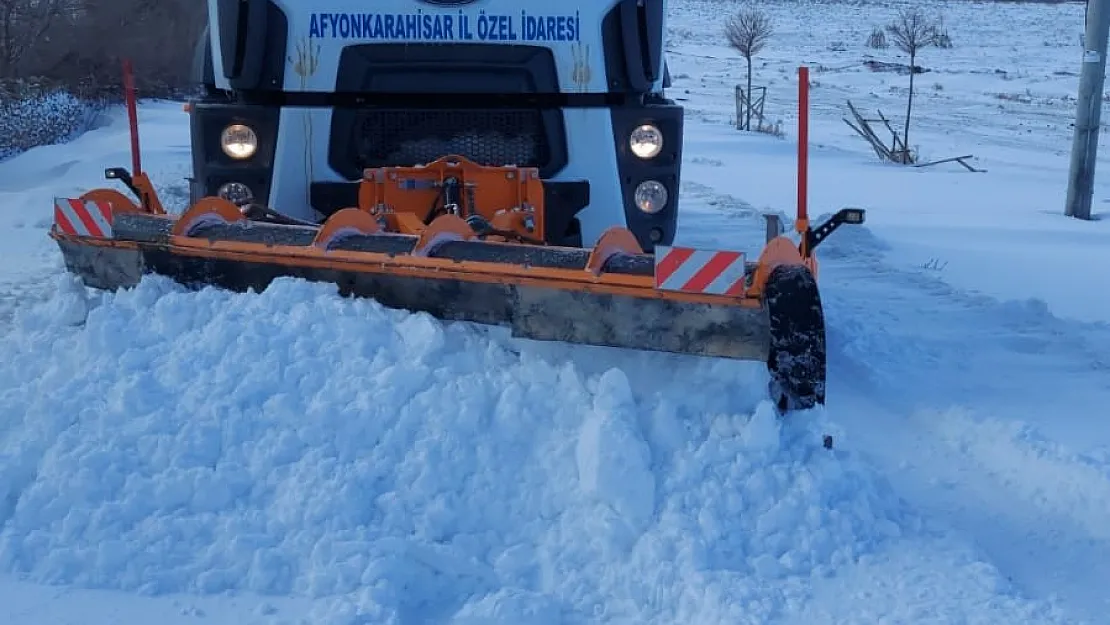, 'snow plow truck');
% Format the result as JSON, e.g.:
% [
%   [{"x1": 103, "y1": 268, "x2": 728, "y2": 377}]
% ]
[{"x1": 49, "y1": 0, "x2": 864, "y2": 413}]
